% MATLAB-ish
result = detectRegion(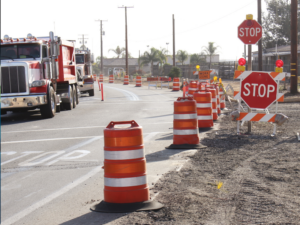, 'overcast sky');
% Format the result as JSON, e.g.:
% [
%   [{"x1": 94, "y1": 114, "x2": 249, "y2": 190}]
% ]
[{"x1": 1, "y1": 0, "x2": 267, "y2": 61}]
